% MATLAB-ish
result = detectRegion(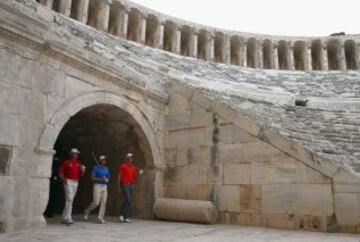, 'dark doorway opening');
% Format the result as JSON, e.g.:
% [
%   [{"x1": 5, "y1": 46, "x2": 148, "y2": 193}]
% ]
[{"x1": 44, "y1": 104, "x2": 155, "y2": 220}]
